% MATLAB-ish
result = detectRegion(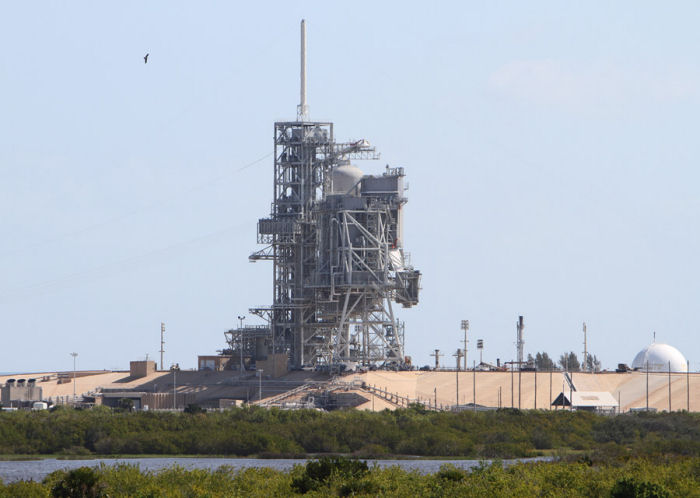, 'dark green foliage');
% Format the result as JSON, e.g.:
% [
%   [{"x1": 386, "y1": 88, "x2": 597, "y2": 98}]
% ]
[
  {"x1": 610, "y1": 476, "x2": 670, "y2": 498},
  {"x1": 307, "y1": 457, "x2": 368, "y2": 482},
  {"x1": 50, "y1": 467, "x2": 105, "y2": 497},
  {"x1": 292, "y1": 456, "x2": 368, "y2": 493},
  {"x1": 0, "y1": 407, "x2": 699, "y2": 461},
  {"x1": 559, "y1": 351, "x2": 581, "y2": 371},
  {"x1": 436, "y1": 464, "x2": 467, "y2": 482},
  {"x1": 0, "y1": 457, "x2": 698, "y2": 497},
  {"x1": 584, "y1": 353, "x2": 602, "y2": 373},
  {"x1": 184, "y1": 403, "x2": 206, "y2": 414},
  {"x1": 534, "y1": 352, "x2": 556, "y2": 371},
  {"x1": 116, "y1": 399, "x2": 133, "y2": 412}
]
